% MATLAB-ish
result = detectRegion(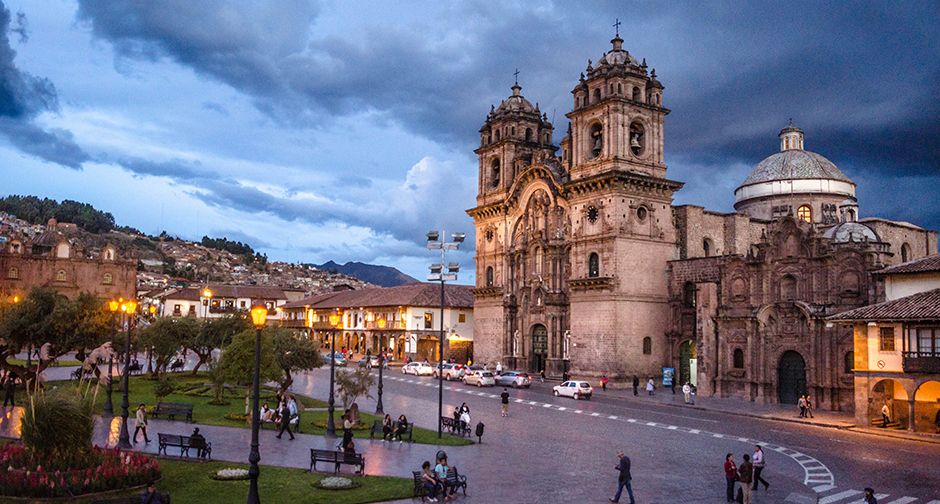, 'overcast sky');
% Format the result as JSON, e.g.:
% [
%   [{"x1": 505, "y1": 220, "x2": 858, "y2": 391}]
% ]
[{"x1": 0, "y1": 1, "x2": 937, "y2": 281}]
